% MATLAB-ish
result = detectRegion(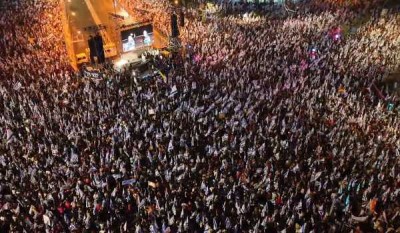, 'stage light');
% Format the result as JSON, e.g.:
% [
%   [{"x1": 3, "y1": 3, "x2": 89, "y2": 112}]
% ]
[
  {"x1": 119, "y1": 9, "x2": 129, "y2": 18},
  {"x1": 71, "y1": 11, "x2": 76, "y2": 16},
  {"x1": 115, "y1": 59, "x2": 128, "y2": 68},
  {"x1": 174, "y1": 0, "x2": 178, "y2": 5}
]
